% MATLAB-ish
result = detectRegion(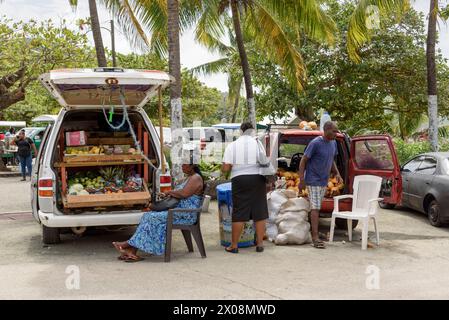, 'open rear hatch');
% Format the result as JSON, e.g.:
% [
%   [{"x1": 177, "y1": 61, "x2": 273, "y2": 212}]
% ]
[{"x1": 39, "y1": 68, "x2": 173, "y2": 108}]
